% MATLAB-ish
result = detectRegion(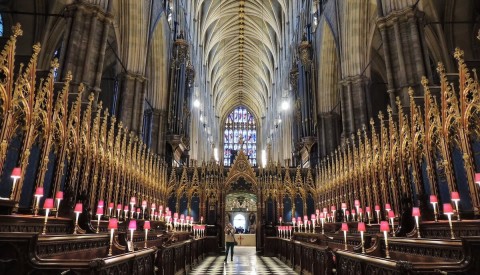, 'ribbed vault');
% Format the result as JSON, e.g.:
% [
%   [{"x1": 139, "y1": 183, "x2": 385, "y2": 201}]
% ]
[{"x1": 196, "y1": 0, "x2": 285, "y2": 121}]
